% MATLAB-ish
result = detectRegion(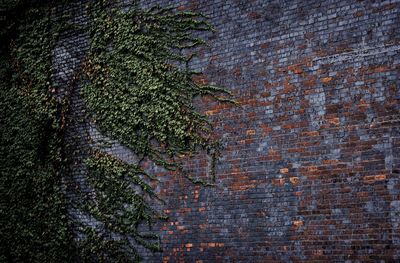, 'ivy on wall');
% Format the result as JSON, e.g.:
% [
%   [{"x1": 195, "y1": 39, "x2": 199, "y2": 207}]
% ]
[
  {"x1": 0, "y1": 2, "x2": 74, "y2": 262},
  {"x1": 76, "y1": 1, "x2": 233, "y2": 261},
  {"x1": 0, "y1": 0, "x2": 232, "y2": 262}
]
